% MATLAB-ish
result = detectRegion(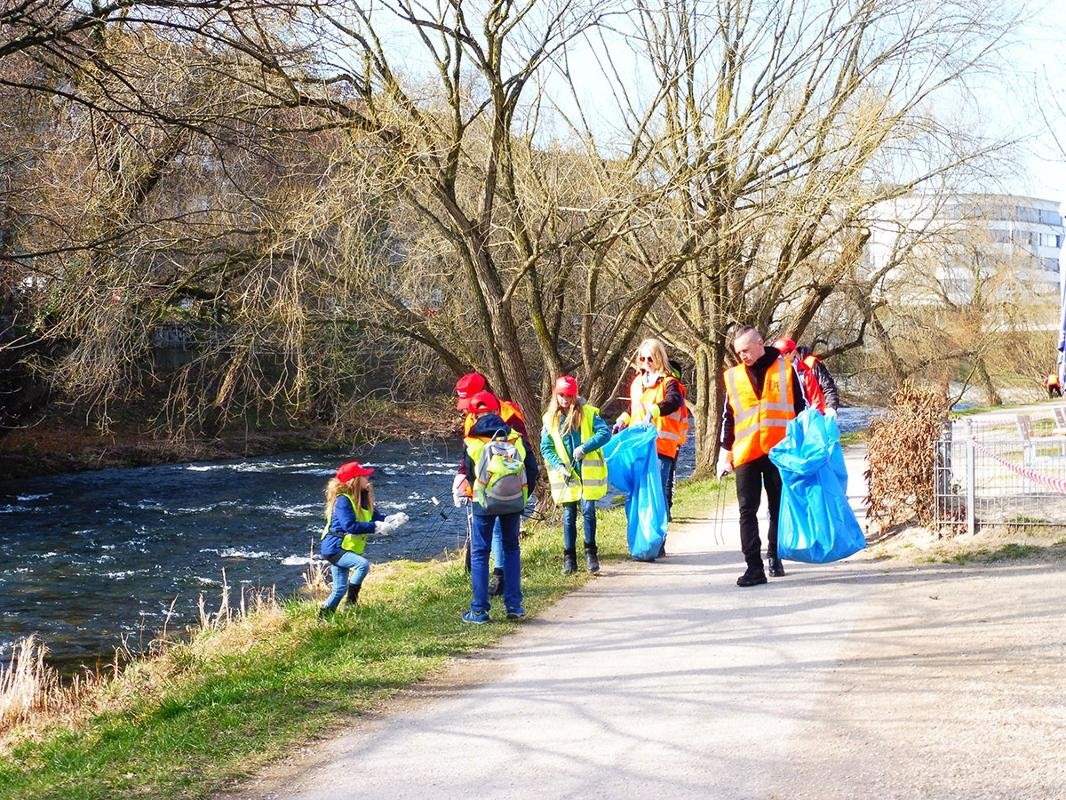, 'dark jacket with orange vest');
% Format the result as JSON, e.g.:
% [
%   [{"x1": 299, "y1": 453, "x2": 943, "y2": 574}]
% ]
[{"x1": 720, "y1": 346, "x2": 806, "y2": 464}]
